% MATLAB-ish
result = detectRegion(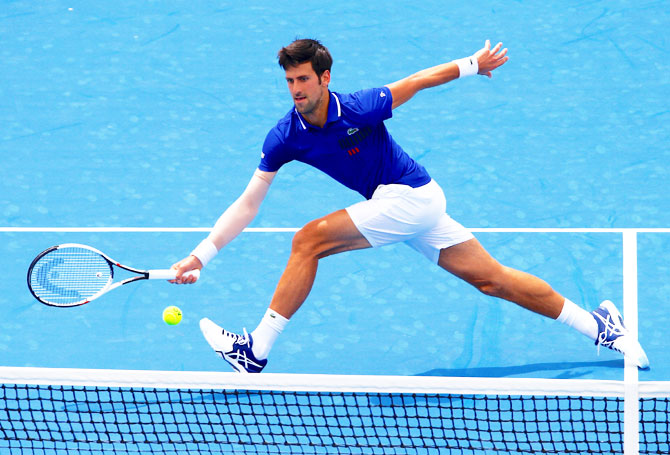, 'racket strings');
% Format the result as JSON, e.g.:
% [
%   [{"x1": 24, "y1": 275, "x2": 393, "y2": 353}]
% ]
[{"x1": 29, "y1": 247, "x2": 112, "y2": 306}]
